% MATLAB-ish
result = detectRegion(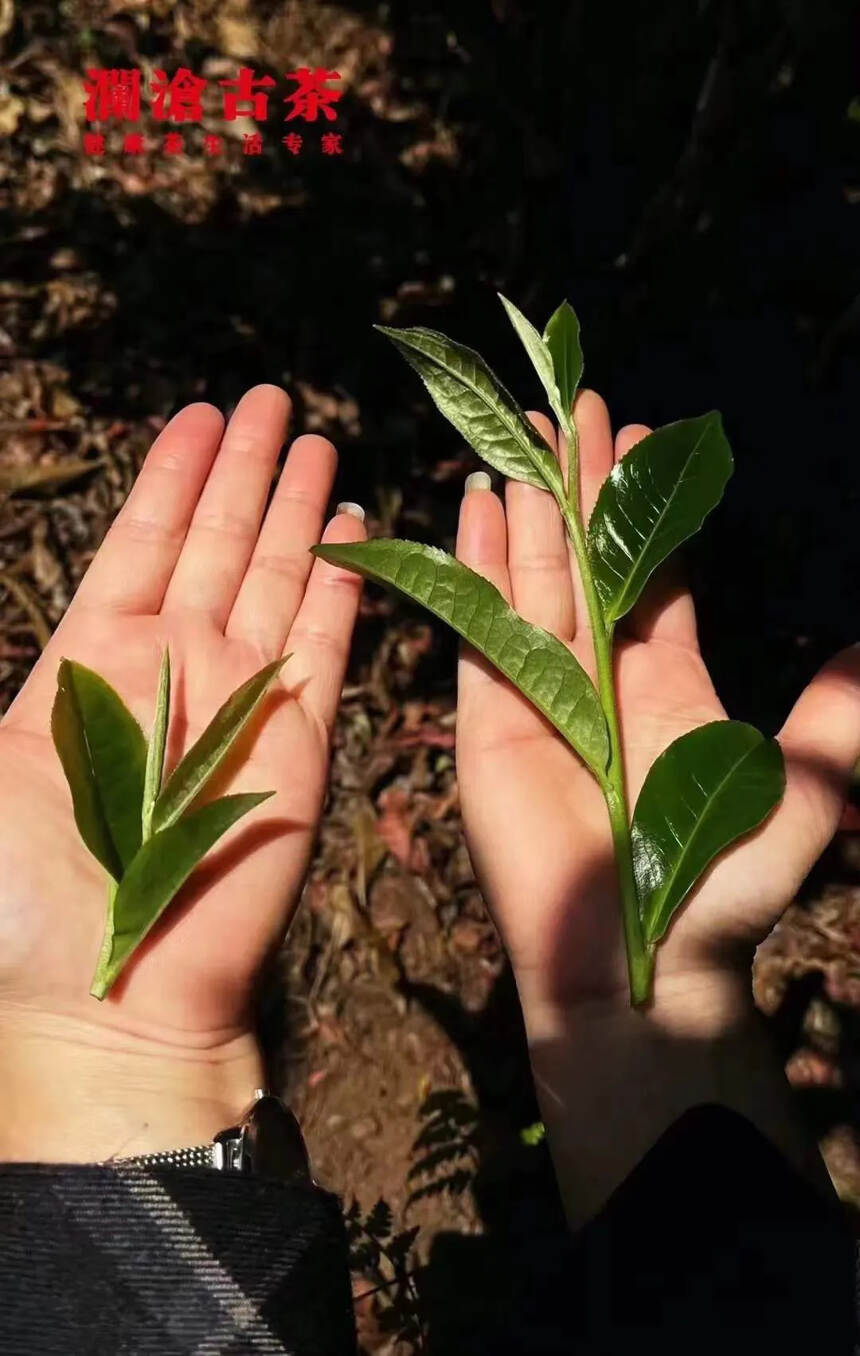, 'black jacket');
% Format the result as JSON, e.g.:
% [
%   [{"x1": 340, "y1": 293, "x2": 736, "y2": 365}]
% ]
[{"x1": 0, "y1": 1105, "x2": 854, "y2": 1354}]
